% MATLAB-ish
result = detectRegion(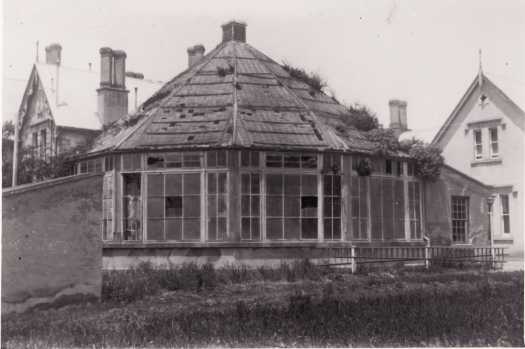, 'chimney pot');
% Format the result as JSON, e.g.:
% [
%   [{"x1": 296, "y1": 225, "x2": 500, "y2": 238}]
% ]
[
  {"x1": 187, "y1": 44, "x2": 206, "y2": 68},
  {"x1": 45, "y1": 43, "x2": 62, "y2": 65},
  {"x1": 113, "y1": 50, "x2": 127, "y2": 88},
  {"x1": 99, "y1": 47, "x2": 113, "y2": 86},
  {"x1": 389, "y1": 99, "x2": 408, "y2": 137},
  {"x1": 221, "y1": 20, "x2": 247, "y2": 43}
]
